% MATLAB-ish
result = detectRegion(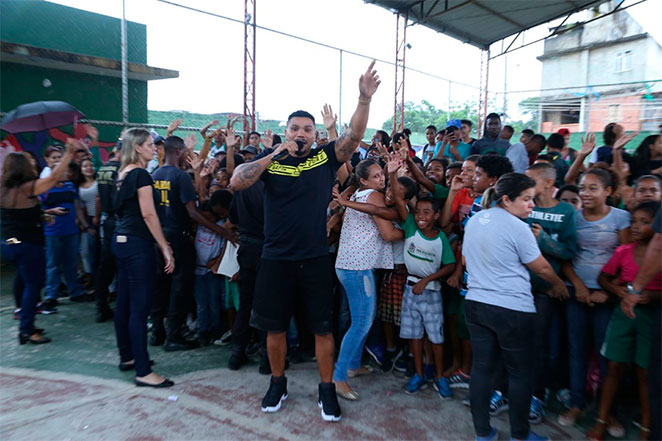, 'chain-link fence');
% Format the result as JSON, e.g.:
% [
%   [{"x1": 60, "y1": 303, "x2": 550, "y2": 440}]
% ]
[{"x1": 1, "y1": 0, "x2": 660, "y2": 163}]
